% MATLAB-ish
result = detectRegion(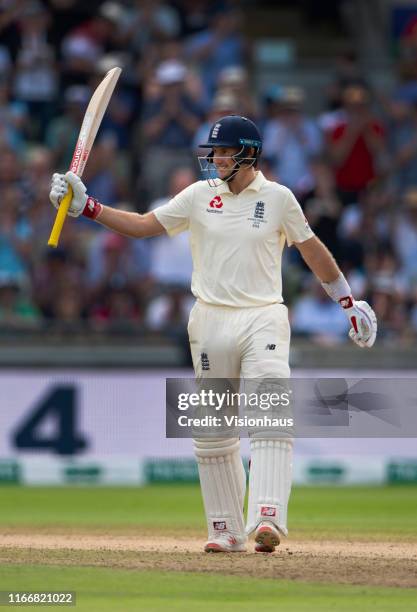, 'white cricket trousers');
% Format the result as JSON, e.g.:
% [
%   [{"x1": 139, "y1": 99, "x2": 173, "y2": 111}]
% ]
[
  {"x1": 188, "y1": 300, "x2": 293, "y2": 540},
  {"x1": 187, "y1": 300, "x2": 291, "y2": 380}
]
